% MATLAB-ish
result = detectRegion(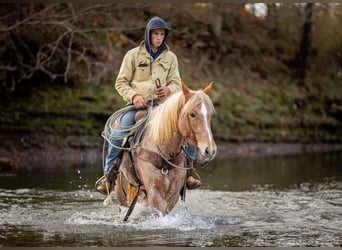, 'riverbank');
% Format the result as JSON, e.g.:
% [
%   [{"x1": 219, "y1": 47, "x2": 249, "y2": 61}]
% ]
[
  {"x1": 0, "y1": 79, "x2": 340, "y2": 172},
  {"x1": 1, "y1": 140, "x2": 341, "y2": 172}
]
